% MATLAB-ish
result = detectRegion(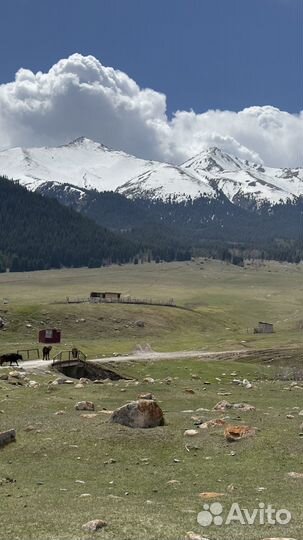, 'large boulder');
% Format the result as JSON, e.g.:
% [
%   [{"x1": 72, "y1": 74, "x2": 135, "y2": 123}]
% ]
[{"x1": 109, "y1": 399, "x2": 165, "y2": 428}]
